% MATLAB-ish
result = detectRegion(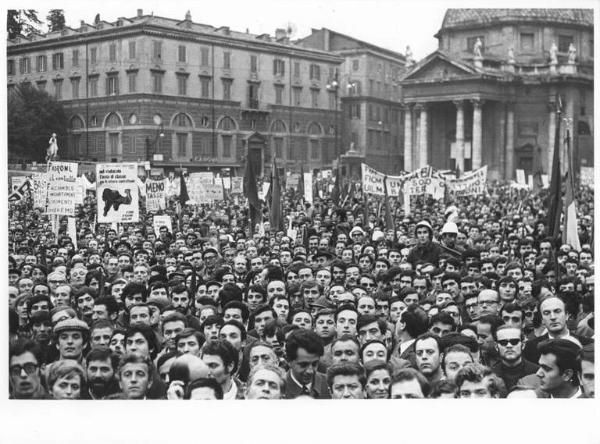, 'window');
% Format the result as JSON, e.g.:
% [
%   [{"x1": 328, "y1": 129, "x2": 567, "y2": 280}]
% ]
[
  {"x1": 201, "y1": 47, "x2": 209, "y2": 66},
  {"x1": 310, "y1": 64, "x2": 321, "y2": 81},
  {"x1": 328, "y1": 91, "x2": 336, "y2": 110},
  {"x1": 250, "y1": 55, "x2": 257, "y2": 73},
  {"x1": 274, "y1": 137, "x2": 284, "y2": 158},
  {"x1": 109, "y1": 133, "x2": 120, "y2": 156},
  {"x1": 36, "y1": 55, "x2": 47, "y2": 72},
  {"x1": 128, "y1": 72, "x2": 137, "y2": 92},
  {"x1": 8, "y1": 60, "x2": 15, "y2": 75},
  {"x1": 310, "y1": 139, "x2": 319, "y2": 160},
  {"x1": 352, "y1": 104, "x2": 361, "y2": 119},
  {"x1": 109, "y1": 43, "x2": 117, "y2": 62},
  {"x1": 200, "y1": 77, "x2": 211, "y2": 98},
  {"x1": 375, "y1": 106, "x2": 381, "y2": 122},
  {"x1": 153, "y1": 41, "x2": 162, "y2": 60},
  {"x1": 20, "y1": 57, "x2": 31, "y2": 74},
  {"x1": 293, "y1": 87, "x2": 302, "y2": 106},
  {"x1": 222, "y1": 135, "x2": 232, "y2": 158},
  {"x1": 106, "y1": 75, "x2": 119, "y2": 95},
  {"x1": 53, "y1": 79, "x2": 63, "y2": 99},
  {"x1": 369, "y1": 79, "x2": 374, "y2": 95},
  {"x1": 272, "y1": 120, "x2": 286, "y2": 133},
  {"x1": 177, "y1": 74, "x2": 188, "y2": 95},
  {"x1": 223, "y1": 51, "x2": 231, "y2": 69},
  {"x1": 353, "y1": 59, "x2": 359, "y2": 71},
  {"x1": 177, "y1": 133, "x2": 188, "y2": 157},
  {"x1": 219, "y1": 116, "x2": 235, "y2": 131},
  {"x1": 222, "y1": 79, "x2": 232, "y2": 100},
  {"x1": 275, "y1": 84, "x2": 284, "y2": 105},
  {"x1": 71, "y1": 78, "x2": 80, "y2": 99},
  {"x1": 558, "y1": 35, "x2": 574, "y2": 53},
  {"x1": 90, "y1": 47, "x2": 97, "y2": 64},
  {"x1": 273, "y1": 58, "x2": 285, "y2": 76},
  {"x1": 72, "y1": 49, "x2": 79, "y2": 66},
  {"x1": 311, "y1": 89, "x2": 319, "y2": 107},
  {"x1": 90, "y1": 137, "x2": 97, "y2": 153},
  {"x1": 520, "y1": 33, "x2": 534, "y2": 52},
  {"x1": 467, "y1": 36, "x2": 485, "y2": 54},
  {"x1": 294, "y1": 61, "x2": 300, "y2": 77},
  {"x1": 152, "y1": 72, "x2": 163, "y2": 93},
  {"x1": 129, "y1": 41, "x2": 136, "y2": 59},
  {"x1": 178, "y1": 45, "x2": 187, "y2": 63},
  {"x1": 127, "y1": 136, "x2": 137, "y2": 154},
  {"x1": 52, "y1": 53, "x2": 64, "y2": 70},
  {"x1": 36, "y1": 81, "x2": 46, "y2": 92}
]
